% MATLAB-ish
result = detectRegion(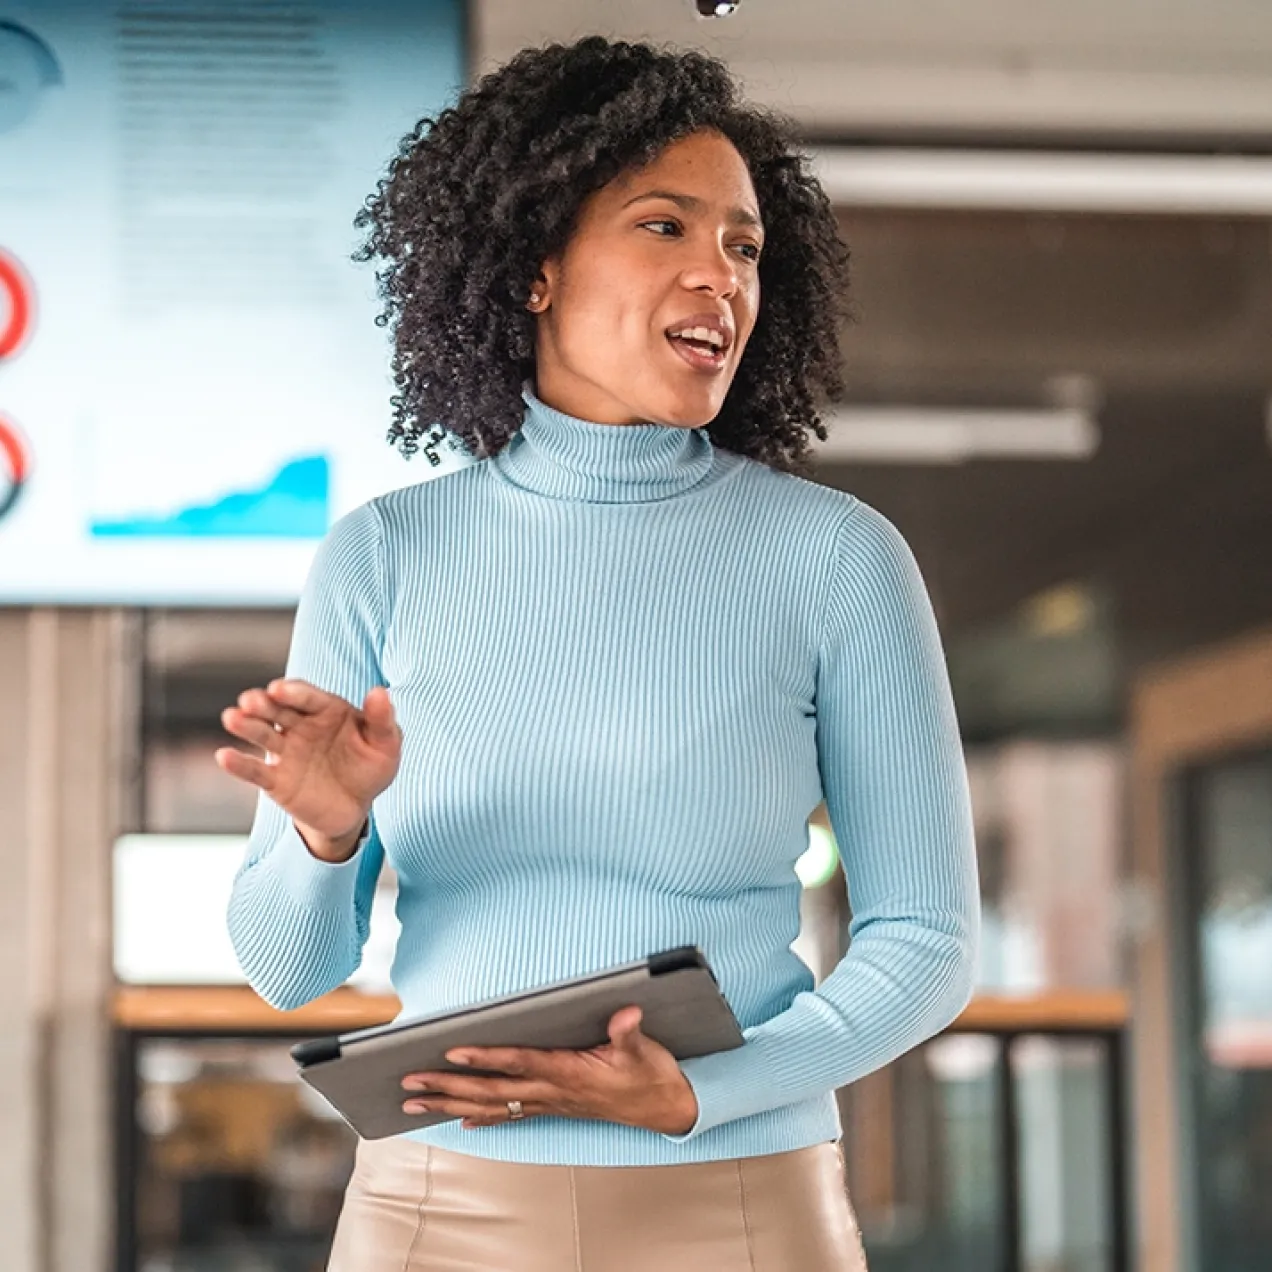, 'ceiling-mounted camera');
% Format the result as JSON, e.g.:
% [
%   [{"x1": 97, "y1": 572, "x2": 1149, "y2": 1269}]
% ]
[{"x1": 694, "y1": 0, "x2": 742, "y2": 16}]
